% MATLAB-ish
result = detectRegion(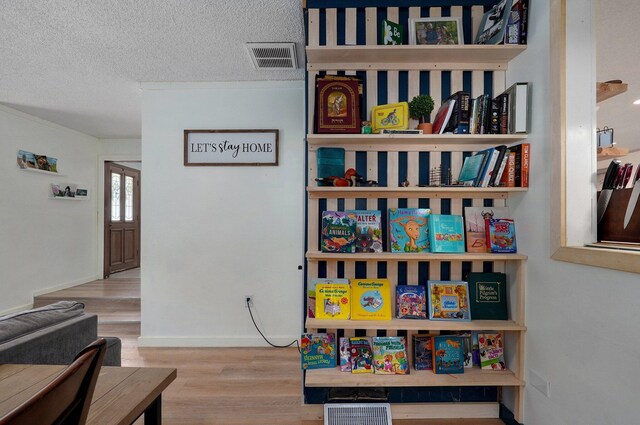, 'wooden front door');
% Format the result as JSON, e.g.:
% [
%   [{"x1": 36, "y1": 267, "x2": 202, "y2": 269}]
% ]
[{"x1": 104, "y1": 162, "x2": 140, "y2": 278}]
